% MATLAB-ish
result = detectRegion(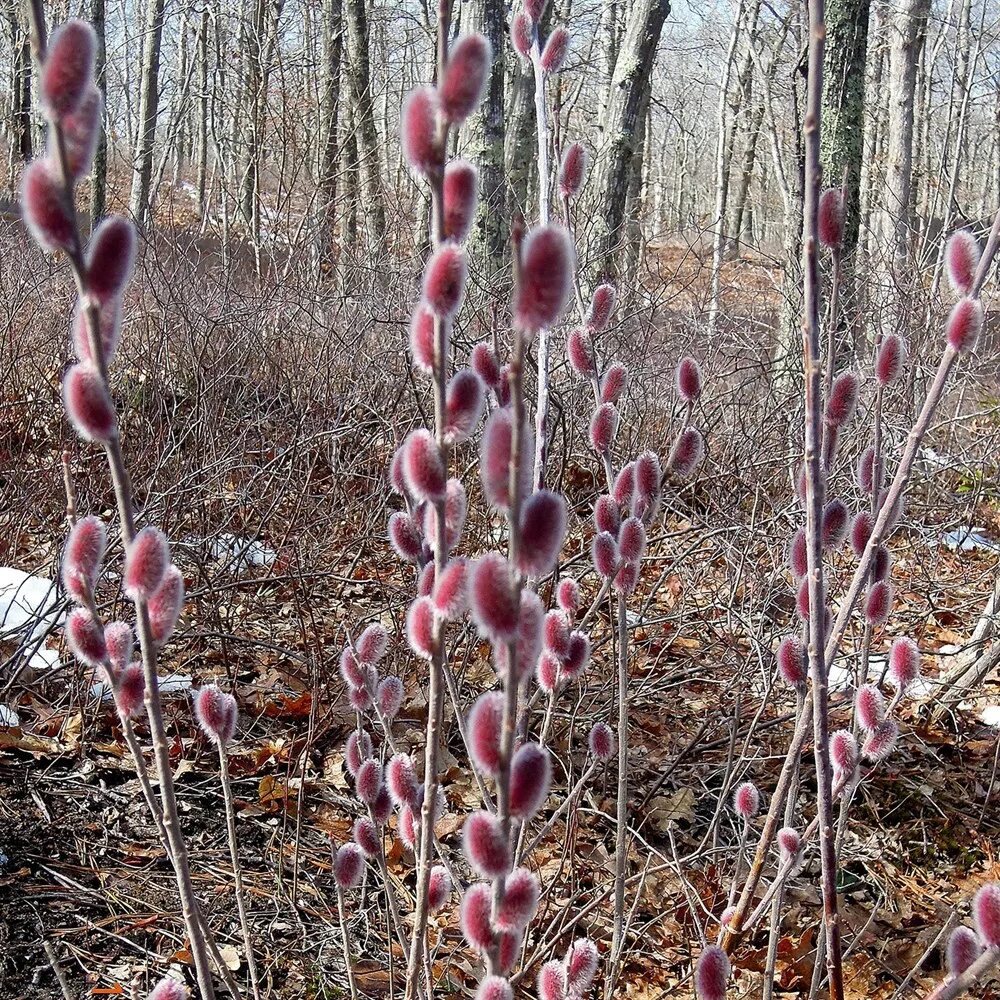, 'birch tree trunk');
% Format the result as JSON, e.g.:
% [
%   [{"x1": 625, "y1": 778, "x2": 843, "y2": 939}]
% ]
[
  {"x1": 129, "y1": 0, "x2": 167, "y2": 227},
  {"x1": 196, "y1": 4, "x2": 209, "y2": 218},
  {"x1": 90, "y1": 0, "x2": 107, "y2": 223}
]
